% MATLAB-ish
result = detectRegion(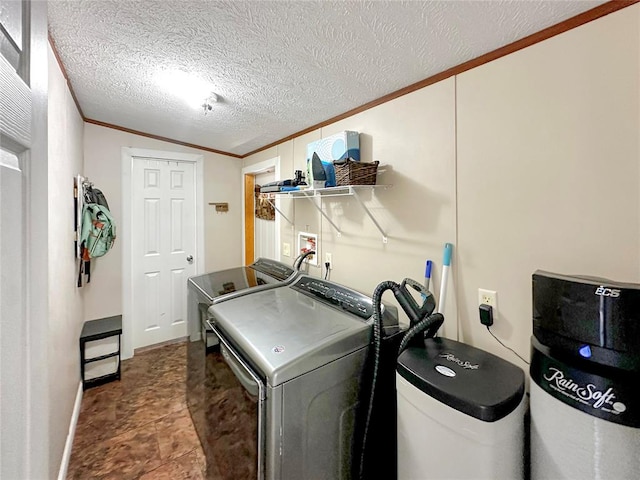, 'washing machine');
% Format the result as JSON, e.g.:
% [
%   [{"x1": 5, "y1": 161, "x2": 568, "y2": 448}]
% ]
[
  {"x1": 186, "y1": 258, "x2": 300, "y2": 448},
  {"x1": 200, "y1": 274, "x2": 403, "y2": 480},
  {"x1": 530, "y1": 270, "x2": 640, "y2": 479}
]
